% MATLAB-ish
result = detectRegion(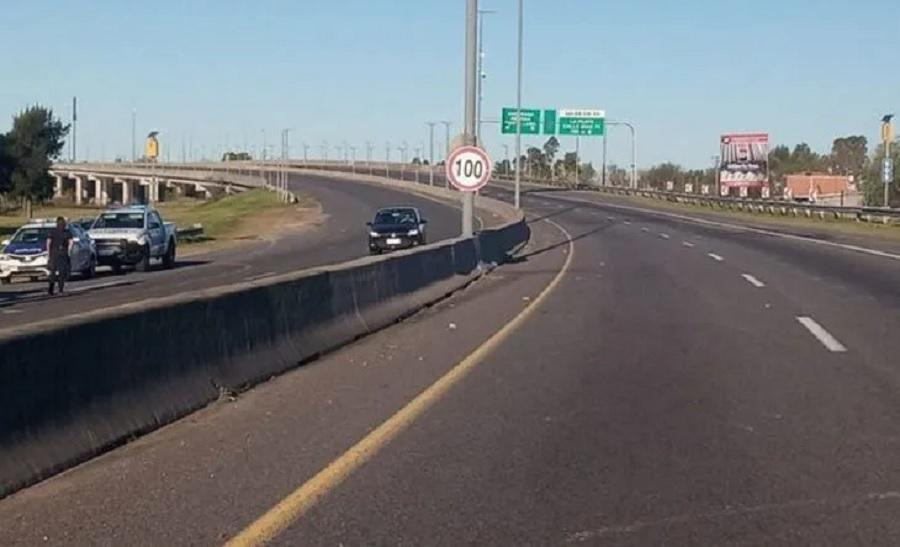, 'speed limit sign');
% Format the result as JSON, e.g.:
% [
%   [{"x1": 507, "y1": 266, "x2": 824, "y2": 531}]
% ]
[{"x1": 446, "y1": 145, "x2": 492, "y2": 192}]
